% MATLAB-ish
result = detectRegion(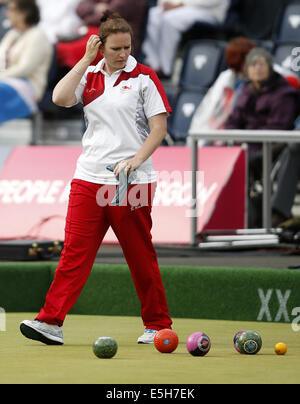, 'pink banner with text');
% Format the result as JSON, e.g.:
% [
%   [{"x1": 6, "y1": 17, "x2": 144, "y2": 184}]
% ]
[{"x1": 0, "y1": 146, "x2": 246, "y2": 244}]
